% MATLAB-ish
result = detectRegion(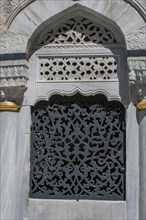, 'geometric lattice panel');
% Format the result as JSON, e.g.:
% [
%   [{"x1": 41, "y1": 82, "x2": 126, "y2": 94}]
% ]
[
  {"x1": 30, "y1": 94, "x2": 126, "y2": 200},
  {"x1": 39, "y1": 57, "x2": 117, "y2": 81},
  {"x1": 39, "y1": 16, "x2": 117, "y2": 46}
]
